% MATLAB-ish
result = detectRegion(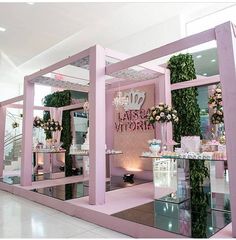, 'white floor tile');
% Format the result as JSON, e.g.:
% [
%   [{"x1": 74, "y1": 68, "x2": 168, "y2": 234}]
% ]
[{"x1": 0, "y1": 190, "x2": 130, "y2": 238}]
